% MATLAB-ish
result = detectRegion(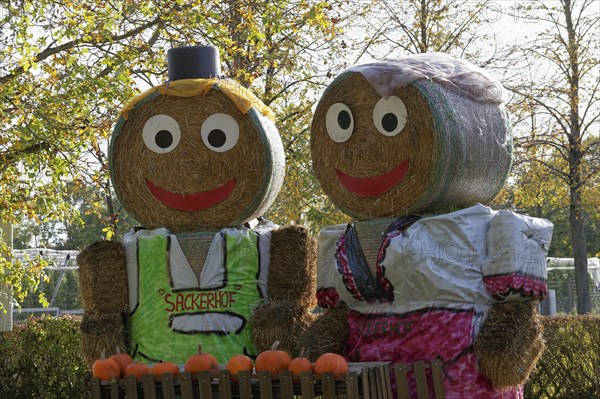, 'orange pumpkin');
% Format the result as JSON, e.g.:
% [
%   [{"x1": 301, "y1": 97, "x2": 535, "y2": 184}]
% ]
[
  {"x1": 226, "y1": 354, "x2": 254, "y2": 379},
  {"x1": 255, "y1": 341, "x2": 292, "y2": 376},
  {"x1": 150, "y1": 361, "x2": 180, "y2": 378},
  {"x1": 92, "y1": 351, "x2": 120, "y2": 381},
  {"x1": 314, "y1": 353, "x2": 348, "y2": 378},
  {"x1": 185, "y1": 345, "x2": 219, "y2": 375},
  {"x1": 110, "y1": 347, "x2": 134, "y2": 378},
  {"x1": 124, "y1": 362, "x2": 150, "y2": 379},
  {"x1": 288, "y1": 348, "x2": 313, "y2": 381}
]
